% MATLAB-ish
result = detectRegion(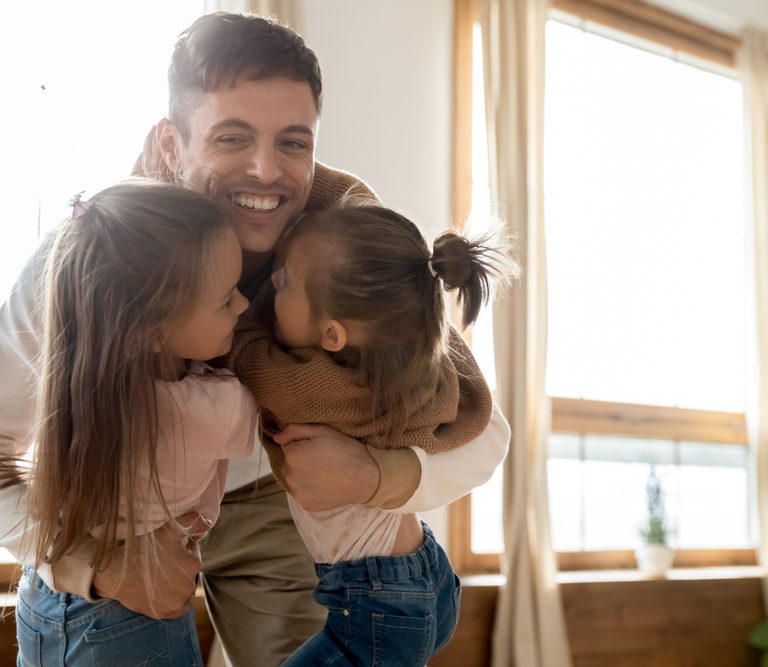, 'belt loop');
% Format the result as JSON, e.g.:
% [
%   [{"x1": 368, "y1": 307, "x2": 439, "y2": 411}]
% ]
[{"x1": 365, "y1": 557, "x2": 382, "y2": 591}]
